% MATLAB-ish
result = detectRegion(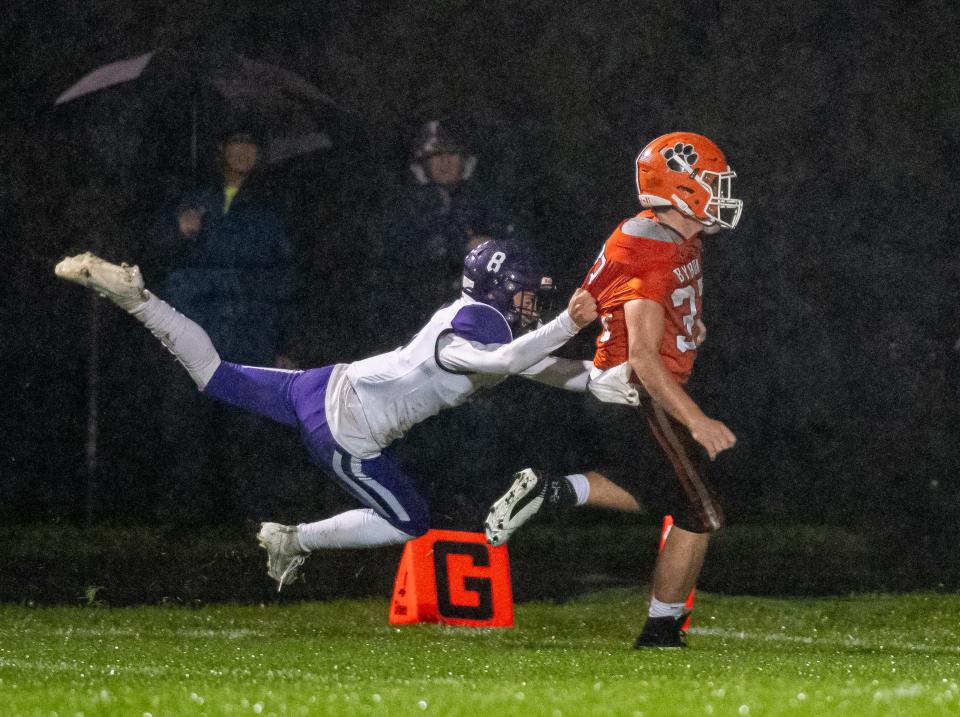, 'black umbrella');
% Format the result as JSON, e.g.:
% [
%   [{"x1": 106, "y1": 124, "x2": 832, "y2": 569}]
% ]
[{"x1": 55, "y1": 47, "x2": 344, "y2": 172}]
